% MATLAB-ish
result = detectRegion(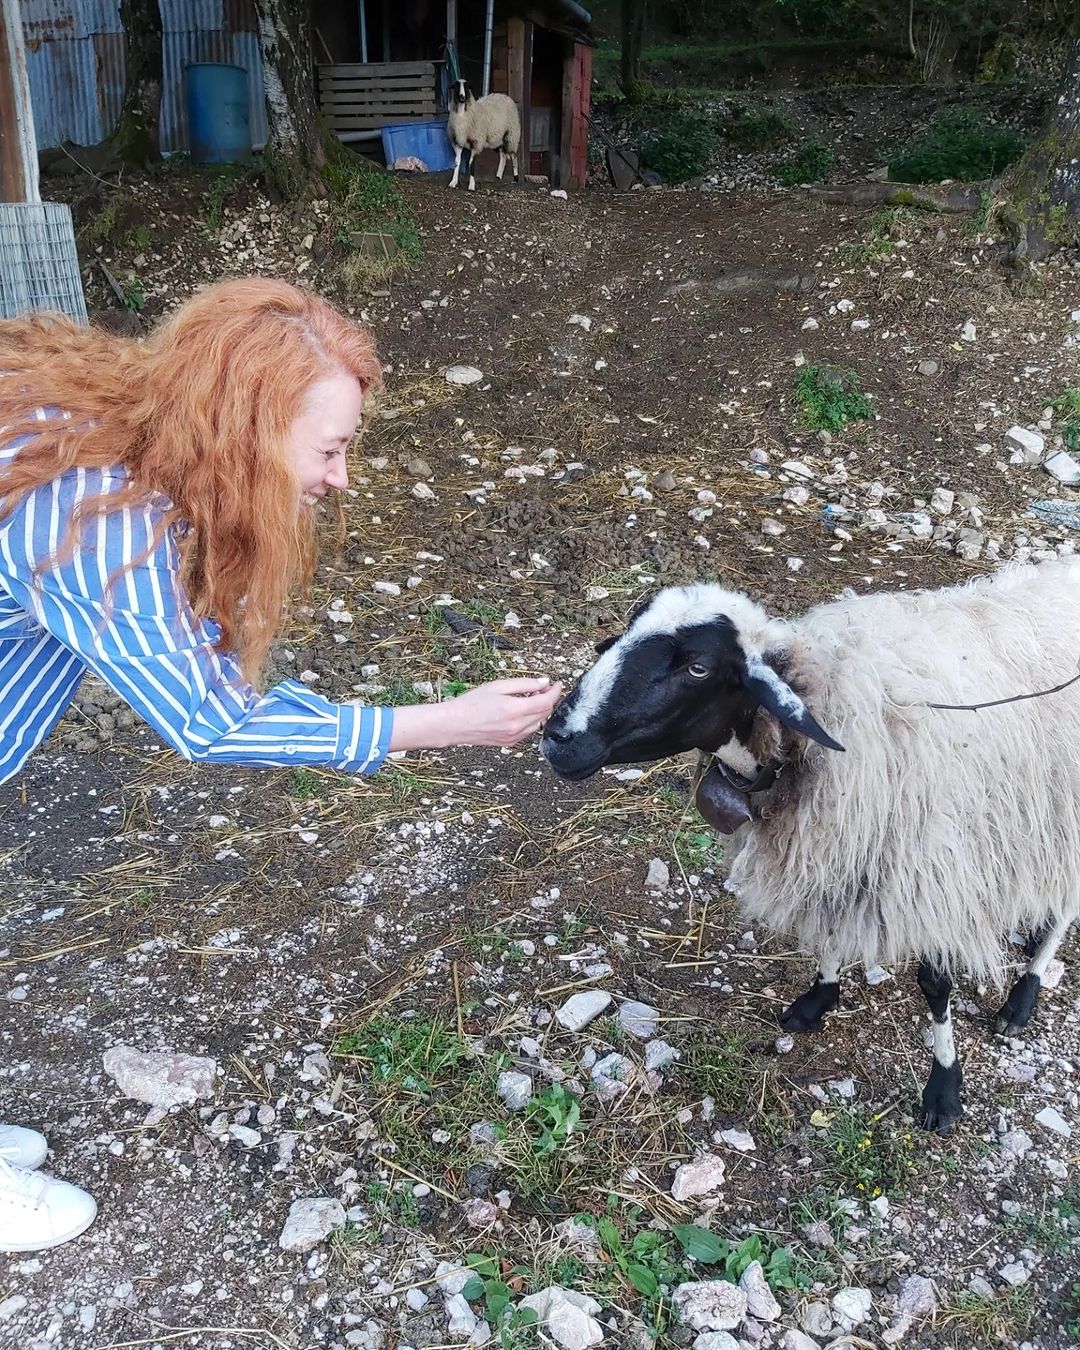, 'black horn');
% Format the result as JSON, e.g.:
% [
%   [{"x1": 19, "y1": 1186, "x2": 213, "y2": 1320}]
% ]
[{"x1": 743, "y1": 655, "x2": 845, "y2": 753}]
